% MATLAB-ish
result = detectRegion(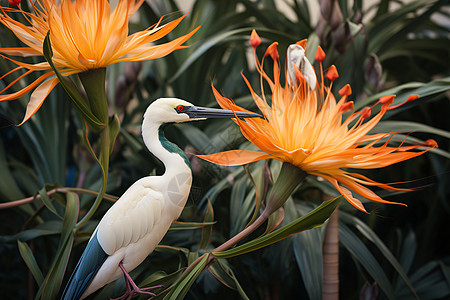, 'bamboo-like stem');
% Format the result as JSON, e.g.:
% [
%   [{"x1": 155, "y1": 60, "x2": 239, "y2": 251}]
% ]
[{"x1": 322, "y1": 207, "x2": 339, "y2": 300}]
